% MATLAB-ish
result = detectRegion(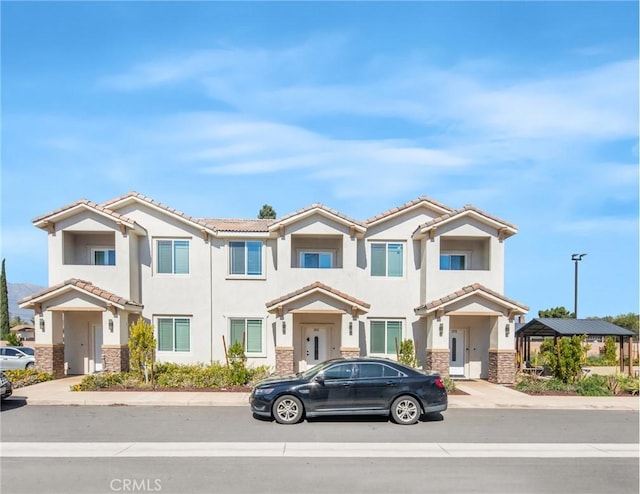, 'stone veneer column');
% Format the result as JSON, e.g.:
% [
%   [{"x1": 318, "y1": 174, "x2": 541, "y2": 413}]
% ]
[
  {"x1": 340, "y1": 347, "x2": 361, "y2": 358},
  {"x1": 35, "y1": 344, "x2": 65, "y2": 379},
  {"x1": 425, "y1": 349, "x2": 450, "y2": 378},
  {"x1": 275, "y1": 346, "x2": 294, "y2": 376},
  {"x1": 102, "y1": 345, "x2": 130, "y2": 373},
  {"x1": 488, "y1": 349, "x2": 517, "y2": 384}
]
